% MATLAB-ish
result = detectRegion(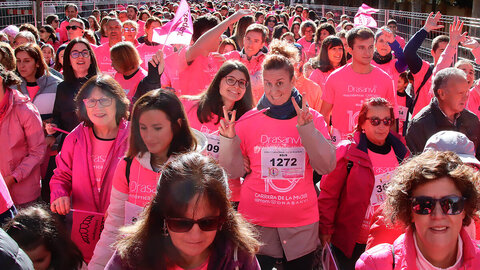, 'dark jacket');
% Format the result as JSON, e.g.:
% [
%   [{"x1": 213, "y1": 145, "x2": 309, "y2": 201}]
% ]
[
  {"x1": 318, "y1": 132, "x2": 409, "y2": 258},
  {"x1": 0, "y1": 228, "x2": 34, "y2": 270},
  {"x1": 132, "y1": 62, "x2": 162, "y2": 106},
  {"x1": 405, "y1": 98, "x2": 480, "y2": 157},
  {"x1": 105, "y1": 236, "x2": 260, "y2": 270}
]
